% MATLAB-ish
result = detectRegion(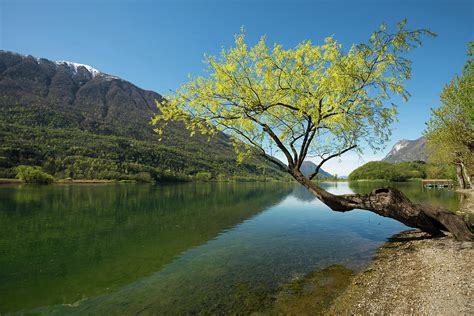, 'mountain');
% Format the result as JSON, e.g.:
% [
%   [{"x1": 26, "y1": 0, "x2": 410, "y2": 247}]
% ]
[
  {"x1": 1, "y1": 51, "x2": 180, "y2": 141},
  {"x1": 0, "y1": 51, "x2": 283, "y2": 180},
  {"x1": 300, "y1": 161, "x2": 333, "y2": 178},
  {"x1": 382, "y1": 136, "x2": 427, "y2": 163}
]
